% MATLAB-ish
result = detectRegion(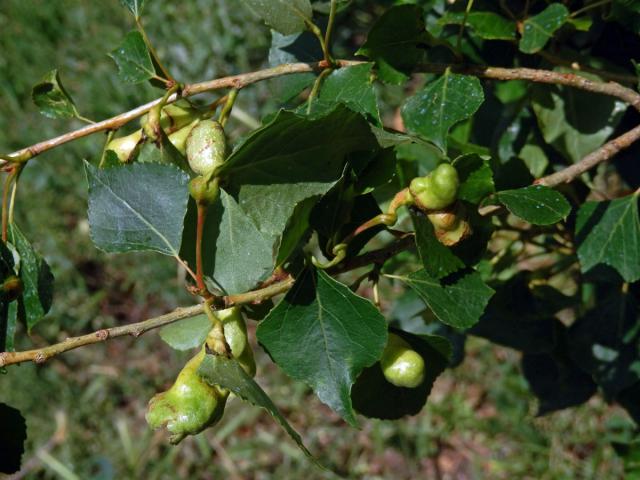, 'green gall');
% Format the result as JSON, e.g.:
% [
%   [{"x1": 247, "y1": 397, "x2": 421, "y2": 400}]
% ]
[
  {"x1": 140, "y1": 100, "x2": 202, "y2": 135},
  {"x1": 186, "y1": 119, "x2": 227, "y2": 176},
  {"x1": 146, "y1": 348, "x2": 229, "y2": 444},
  {"x1": 168, "y1": 119, "x2": 200, "y2": 156},
  {"x1": 409, "y1": 163, "x2": 459, "y2": 211},
  {"x1": 105, "y1": 130, "x2": 143, "y2": 163},
  {"x1": 216, "y1": 307, "x2": 256, "y2": 377},
  {"x1": 380, "y1": 333, "x2": 425, "y2": 389}
]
